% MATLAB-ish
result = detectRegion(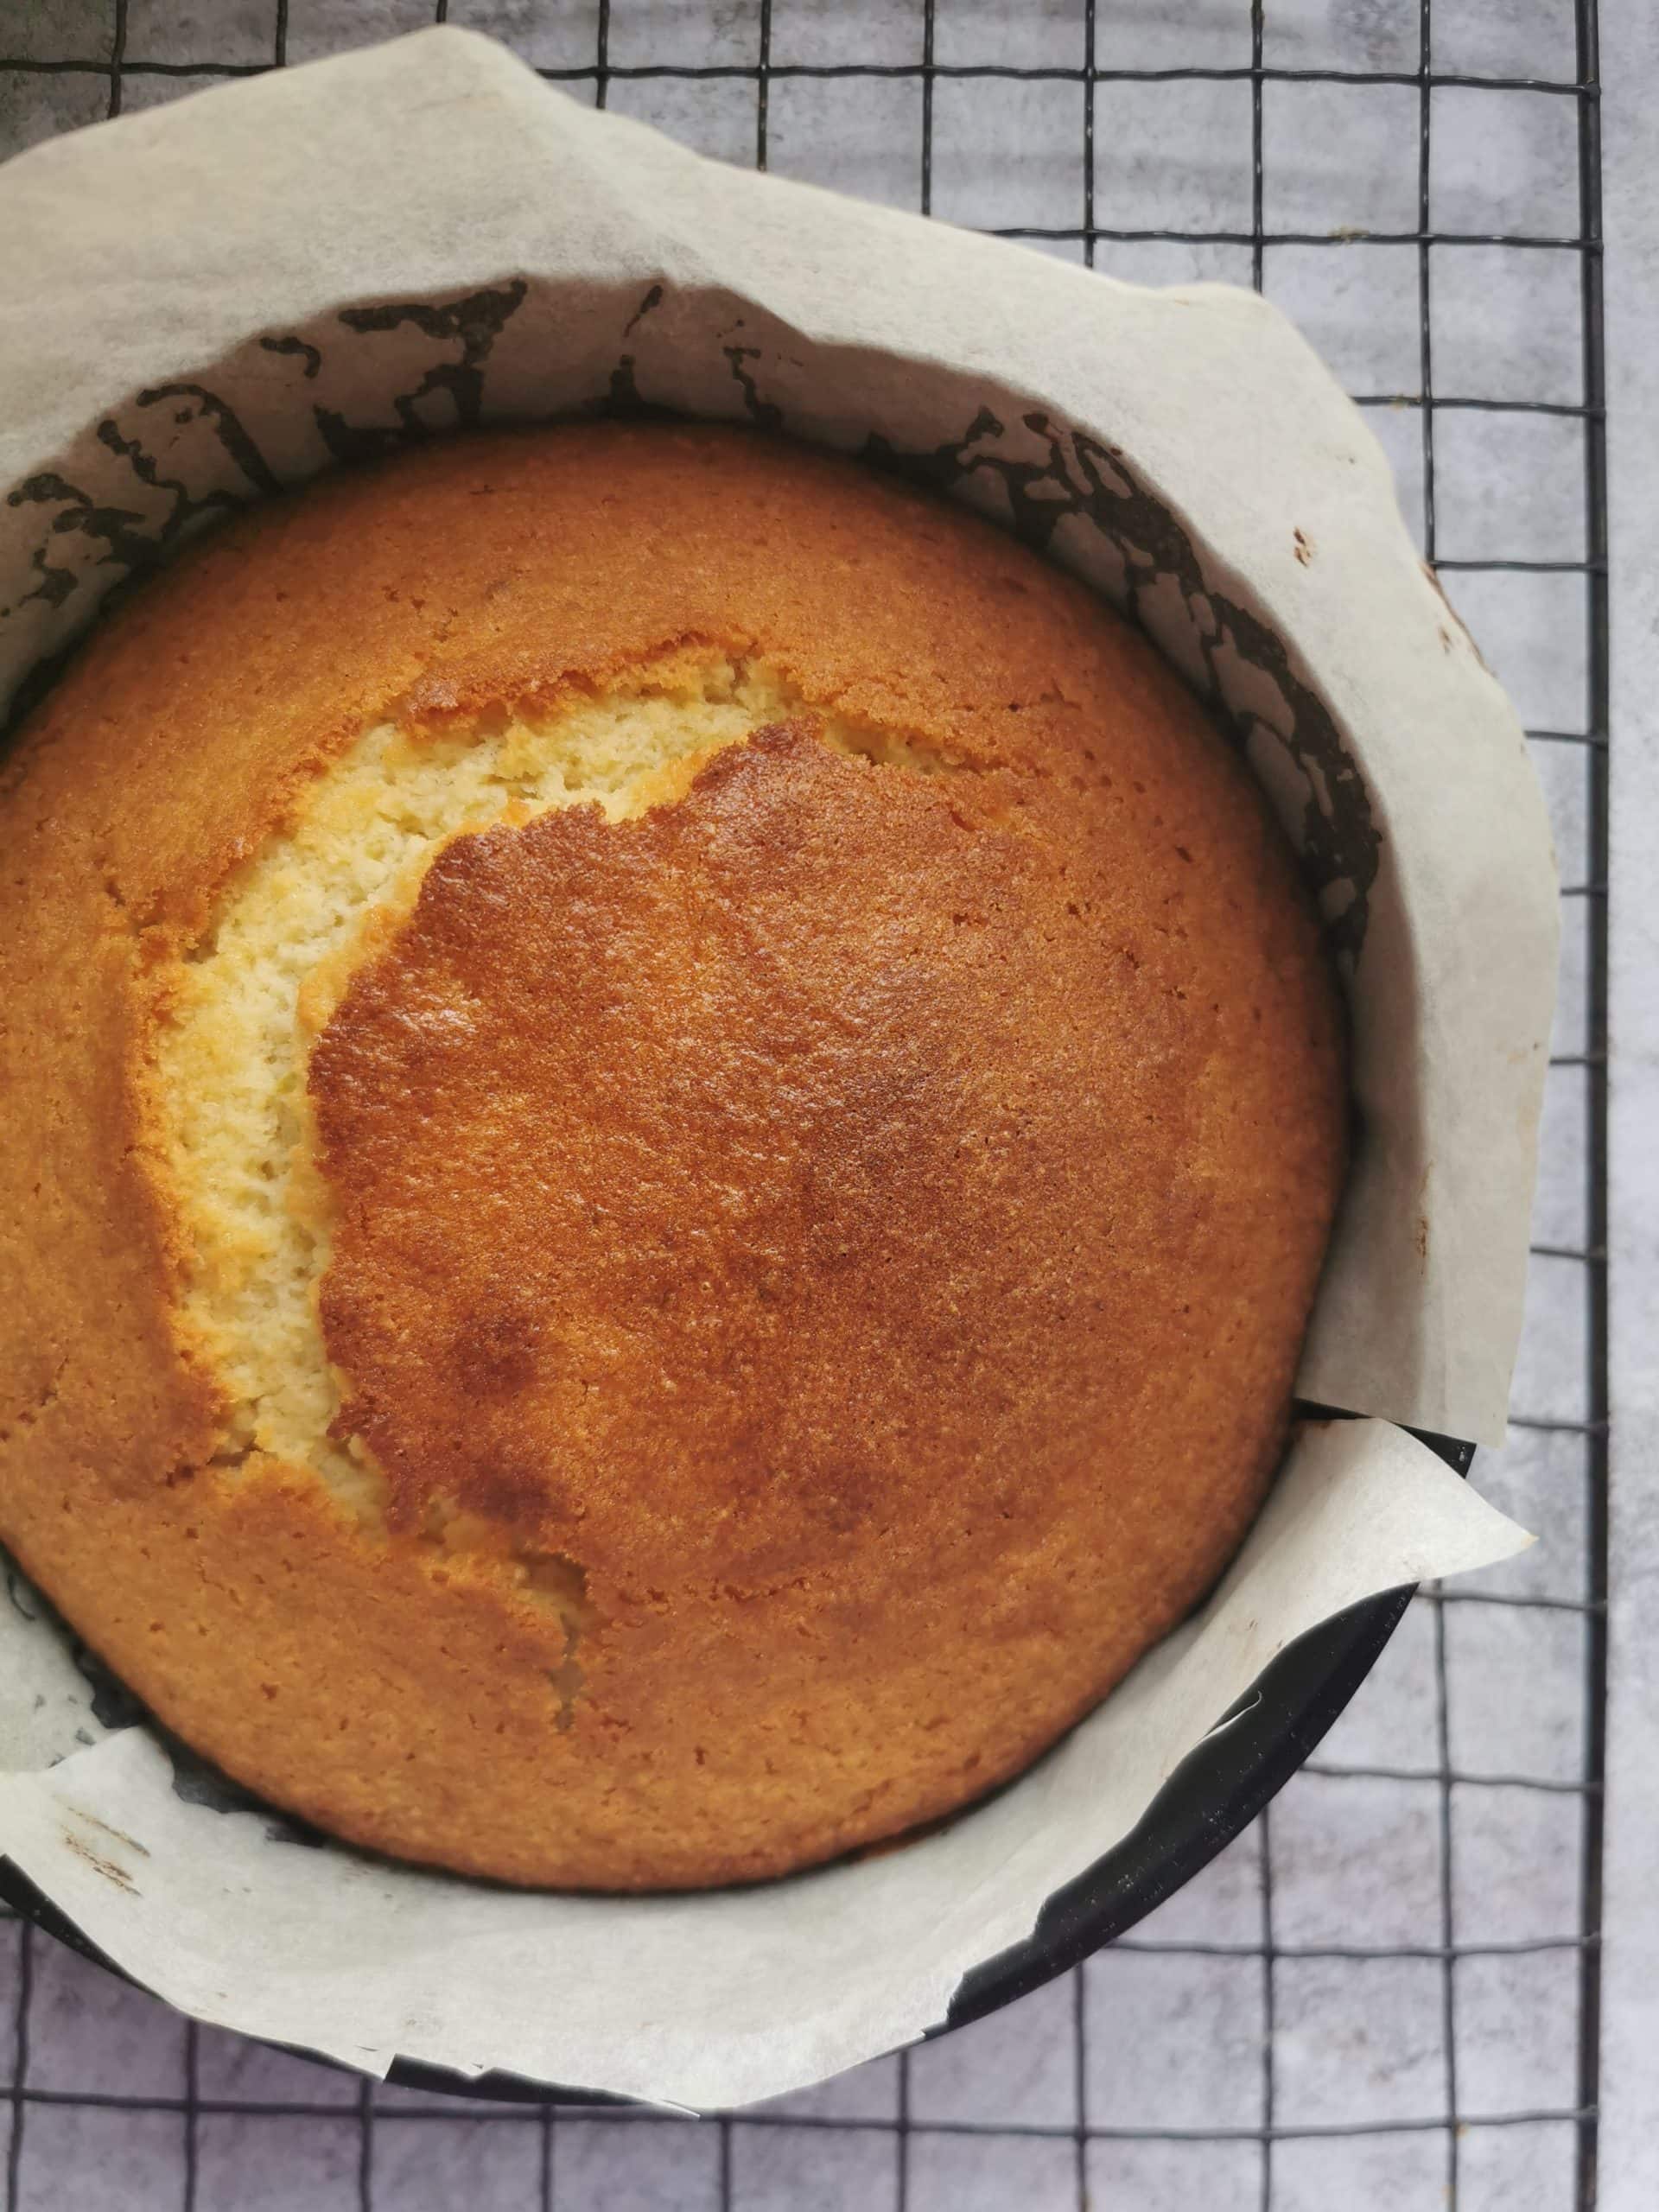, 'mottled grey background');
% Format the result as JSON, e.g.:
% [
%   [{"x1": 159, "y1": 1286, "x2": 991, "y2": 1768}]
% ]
[{"x1": 0, "y1": 3, "x2": 1611, "y2": 2208}]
